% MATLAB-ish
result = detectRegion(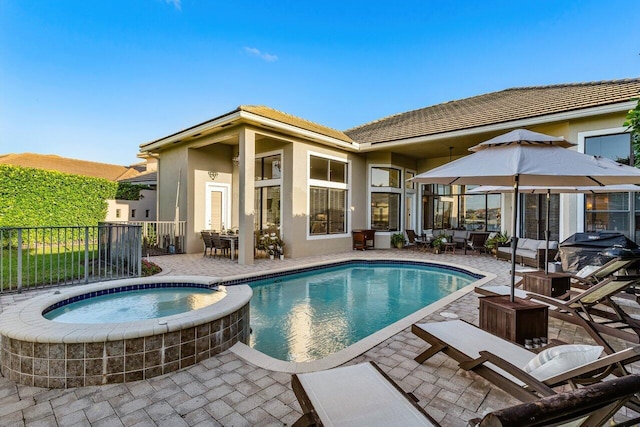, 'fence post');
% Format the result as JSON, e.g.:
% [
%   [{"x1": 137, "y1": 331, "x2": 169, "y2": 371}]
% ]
[
  {"x1": 84, "y1": 227, "x2": 90, "y2": 283},
  {"x1": 17, "y1": 228, "x2": 22, "y2": 293}
]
